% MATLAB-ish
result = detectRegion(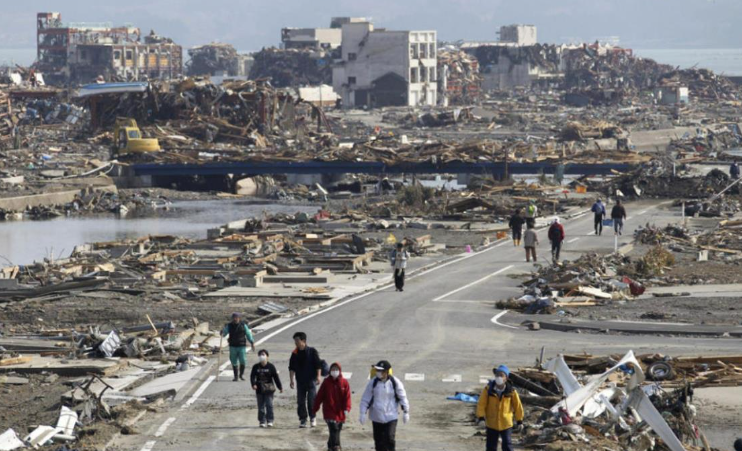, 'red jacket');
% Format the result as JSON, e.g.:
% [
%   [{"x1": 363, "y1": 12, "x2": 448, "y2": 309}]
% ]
[
  {"x1": 312, "y1": 363, "x2": 351, "y2": 422},
  {"x1": 548, "y1": 223, "x2": 565, "y2": 242}
]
